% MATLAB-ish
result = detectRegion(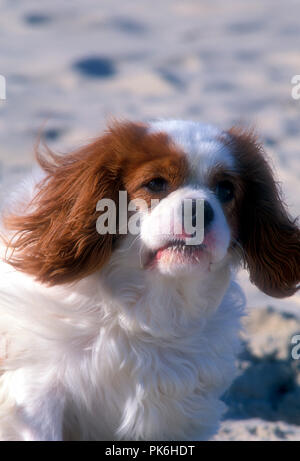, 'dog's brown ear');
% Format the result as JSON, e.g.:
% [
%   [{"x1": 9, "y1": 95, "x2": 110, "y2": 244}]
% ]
[
  {"x1": 3, "y1": 128, "x2": 125, "y2": 286},
  {"x1": 227, "y1": 127, "x2": 300, "y2": 298}
]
